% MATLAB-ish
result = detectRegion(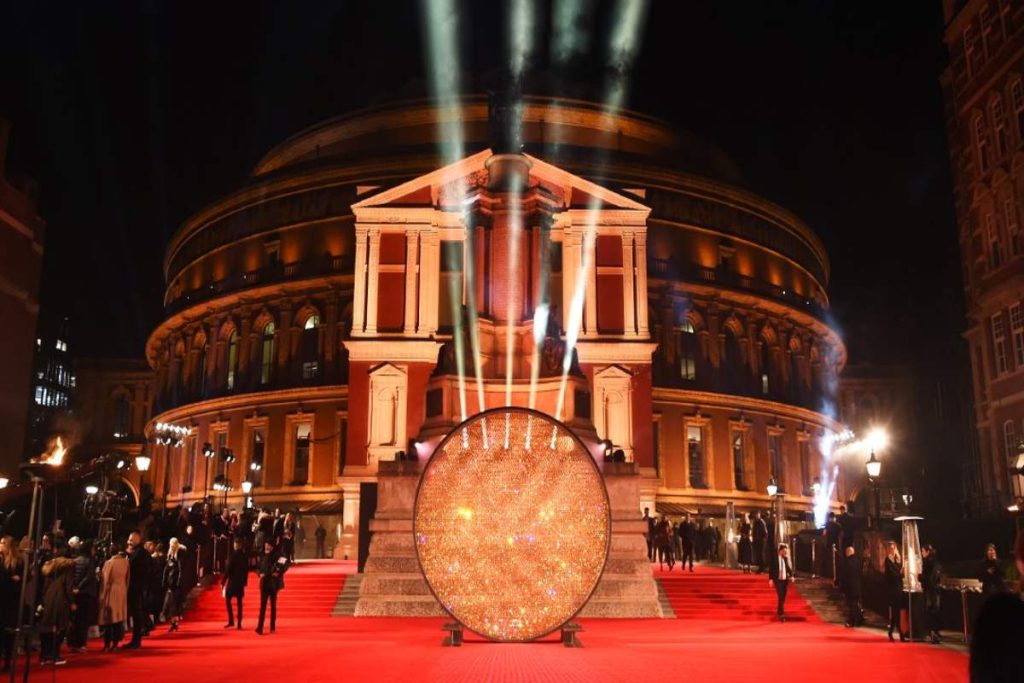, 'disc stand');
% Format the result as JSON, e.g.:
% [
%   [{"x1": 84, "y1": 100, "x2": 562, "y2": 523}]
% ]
[{"x1": 440, "y1": 620, "x2": 584, "y2": 647}]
